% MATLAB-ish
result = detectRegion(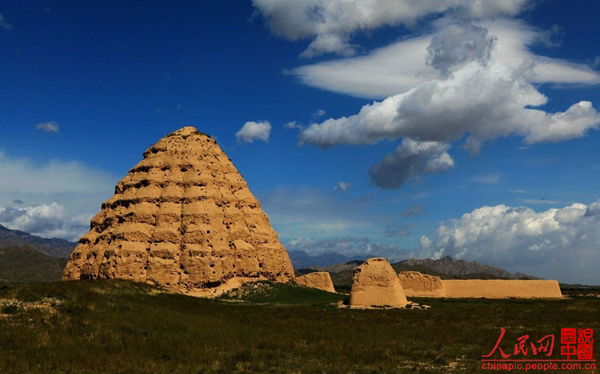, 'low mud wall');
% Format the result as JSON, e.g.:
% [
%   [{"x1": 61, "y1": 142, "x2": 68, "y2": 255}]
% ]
[
  {"x1": 441, "y1": 280, "x2": 563, "y2": 299},
  {"x1": 398, "y1": 271, "x2": 446, "y2": 297}
]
